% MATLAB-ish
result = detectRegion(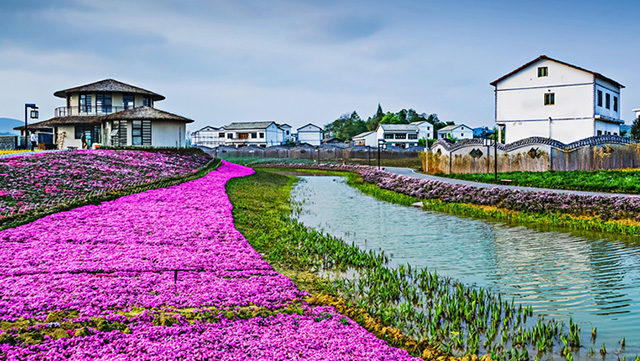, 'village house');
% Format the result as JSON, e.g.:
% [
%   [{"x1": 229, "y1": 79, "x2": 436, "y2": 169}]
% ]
[
  {"x1": 17, "y1": 79, "x2": 192, "y2": 149},
  {"x1": 220, "y1": 121, "x2": 281, "y2": 147},
  {"x1": 191, "y1": 126, "x2": 225, "y2": 148},
  {"x1": 297, "y1": 123, "x2": 323, "y2": 146},
  {"x1": 437, "y1": 124, "x2": 473, "y2": 140},
  {"x1": 376, "y1": 124, "x2": 419, "y2": 148},
  {"x1": 491, "y1": 55, "x2": 624, "y2": 144},
  {"x1": 352, "y1": 131, "x2": 377, "y2": 146}
]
